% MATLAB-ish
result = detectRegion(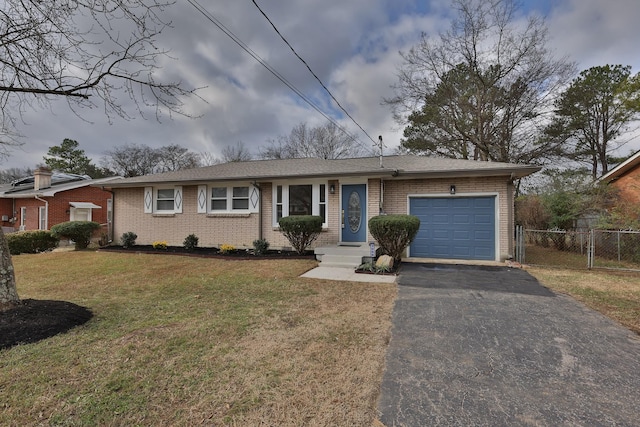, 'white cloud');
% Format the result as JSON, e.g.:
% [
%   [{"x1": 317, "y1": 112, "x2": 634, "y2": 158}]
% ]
[{"x1": 4, "y1": 0, "x2": 640, "y2": 170}]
